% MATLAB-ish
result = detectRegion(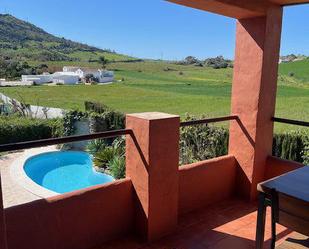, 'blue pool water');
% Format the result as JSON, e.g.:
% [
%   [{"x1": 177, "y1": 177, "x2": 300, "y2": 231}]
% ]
[{"x1": 24, "y1": 151, "x2": 114, "y2": 194}]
